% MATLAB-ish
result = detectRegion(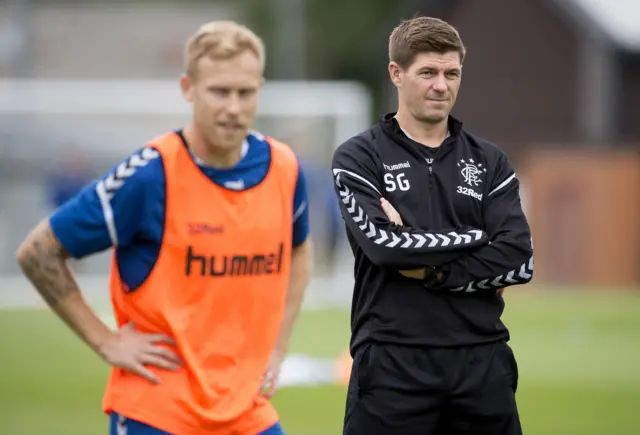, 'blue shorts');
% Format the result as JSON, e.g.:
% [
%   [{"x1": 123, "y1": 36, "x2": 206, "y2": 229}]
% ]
[{"x1": 109, "y1": 411, "x2": 286, "y2": 435}]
